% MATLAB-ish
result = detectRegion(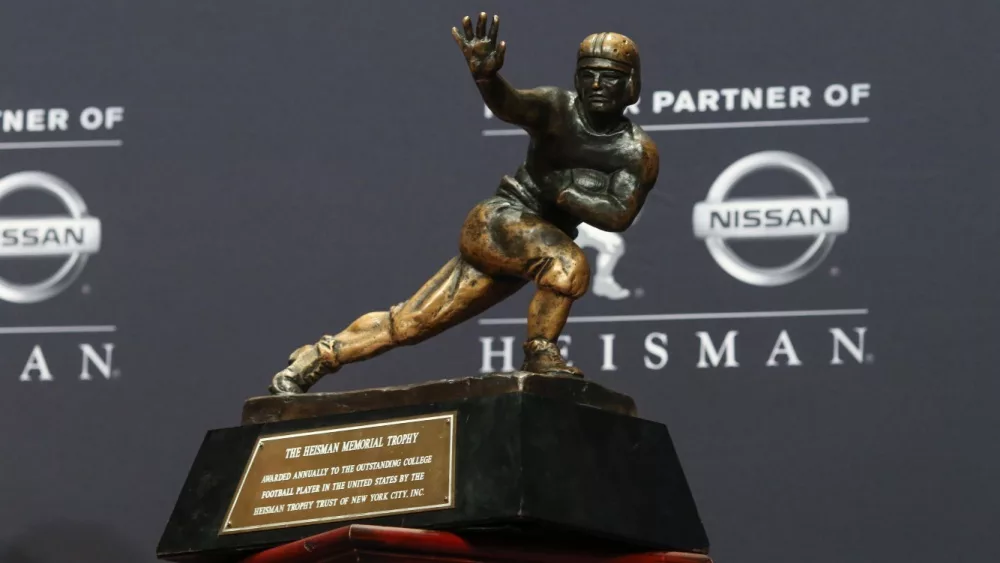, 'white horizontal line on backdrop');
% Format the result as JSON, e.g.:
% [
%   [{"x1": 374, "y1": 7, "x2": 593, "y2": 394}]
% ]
[
  {"x1": 0, "y1": 139, "x2": 123, "y2": 150},
  {"x1": 478, "y1": 308, "x2": 869, "y2": 325},
  {"x1": 0, "y1": 325, "x2": 118, "y2": 335},
  {"x1": 481, "y1": 116, "x2": 870, "y2": 137}
]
